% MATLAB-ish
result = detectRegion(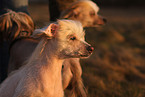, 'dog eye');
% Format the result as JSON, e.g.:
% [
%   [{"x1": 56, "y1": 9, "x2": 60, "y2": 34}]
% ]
[
  {"x1": 70, "y1": 36, "x2": 76, "y2": 40},
  {"x1": 90, "y1": 12, "x2": 95, "y2": 16}
]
